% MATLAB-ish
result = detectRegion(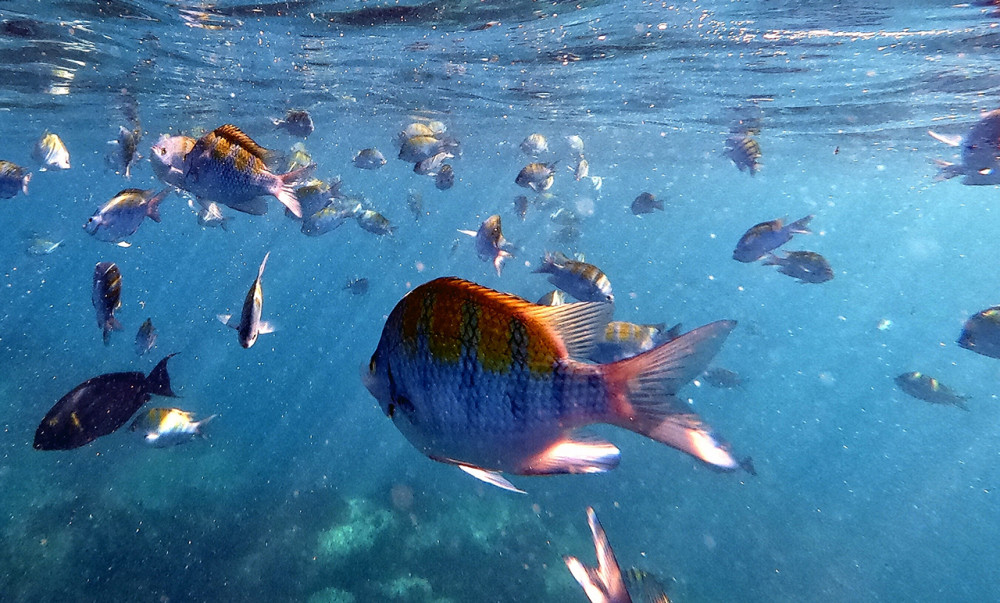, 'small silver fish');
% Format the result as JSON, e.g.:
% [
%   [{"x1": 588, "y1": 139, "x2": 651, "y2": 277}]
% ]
[
  {"x1": 218, "y1": 251, "x2": 273, "y2": 348},
  {"x1": 353, "y1": 148, "x2": 387, "y2": 170},
  {"x1": 414, "y1": 152, "x2": 453, "y2": 176},
  {"x1": 130, "y1": 407, "x2": 216, "y2": 447},
  {"x1": 573, "y1": 157, "x2": 589, "y2": 181},
  {"x1": 398, "y1": 135, "x2": 459, "y2": 163},
  {"x1": 458, "y1": 214, "x2": 515, "y2": 276},
  {"x1": 566, "y1": 135, "x2": 585, "y2": 156},
  {"x1": 0, "y1": 160, "x2": 31, "y2": 198},
  {"x1": 26, "y1": 236, "x2": 62, "y2": 256},
  {"x1": 520, "y1": 133, "x2": 548, "y2": 156},
  {"x1": 32, "y1": 130, "x2": 70, "y2": 170},
  {"x1": 135, "y1": 317, "x2": 157, "y2": 356},
  {"x1": 84, "y1": 188, "x2": 171, "y2": 245},
  {"x1": 93, "y1": 261, "x2": 123, "y2": 345},
  {"x1": 301, "y1": 203, "x2": 358, "y2": 237},
  {"x1": 344, "y1": 277, "x2": 369, "y2": 295}
]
